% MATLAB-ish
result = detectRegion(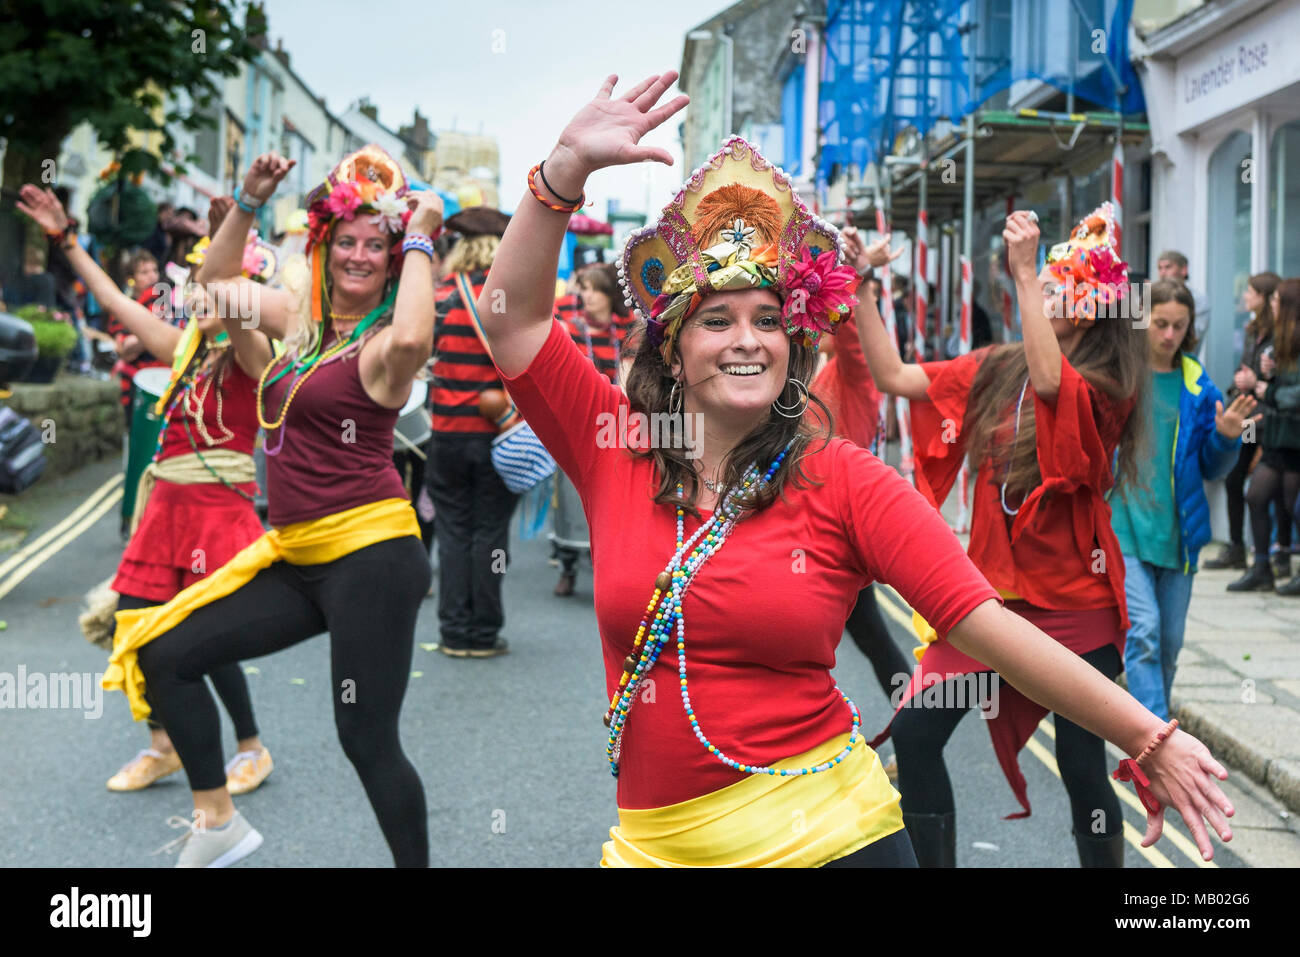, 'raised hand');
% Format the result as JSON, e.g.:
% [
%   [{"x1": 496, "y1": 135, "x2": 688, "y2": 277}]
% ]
[
  {"x1": 16, "y1": 185, "x2": 69, "y2": 235},
  {"x1": 208, "y1": 195, "x2": 235, "y2": 237},
  {"x1": 1003, "y1": 211, "x2": 1040, "y2": 280},
  {"x1": 241, "y1": 152, "x2": 296, "y2": 206},
  {"x1": 1136, "y1": 729, "x2": 1233, "y2": 861},
  {"x1": 405, "y1": 190, "x2": 444, "y2": 238},
  {"x1": 553, "y1": 72, "x2": 690, "y2": 179},
  {"x1": 1215, "y1": 393, "x2": 1261, "y2": 439}
]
